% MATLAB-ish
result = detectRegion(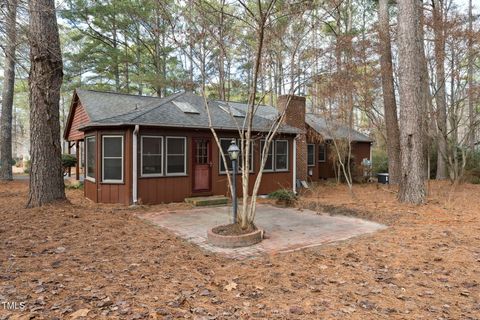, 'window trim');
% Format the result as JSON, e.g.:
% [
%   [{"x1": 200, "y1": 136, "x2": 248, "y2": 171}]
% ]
[
  {"x1": 85, "y1": 135, "x2": 96, "y2": 182},
  {"x1": 165, "y1": 136, "x2": 187, "y2": 176},
  {"x1": 218, "y1": 138, "x2": 254, "y2": 174},
  {"x1": 102, "y1": 135, "x2": 124, "y2": 183},
  {"x1": 274, "y1": 139, "x2": 289, "y2": 172},
  {"x1": 140, "y1": 135, "x2": 164, "y2": 177},
  {"x1": 260, "y1": 139, "x2": 274, "y2": 172},
  {"x1": 307, "y1": 143, "x2": 315, "y2": 167},
  {"x1": 318, "y1": 143, "x2": 327, "y2": 162}
]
